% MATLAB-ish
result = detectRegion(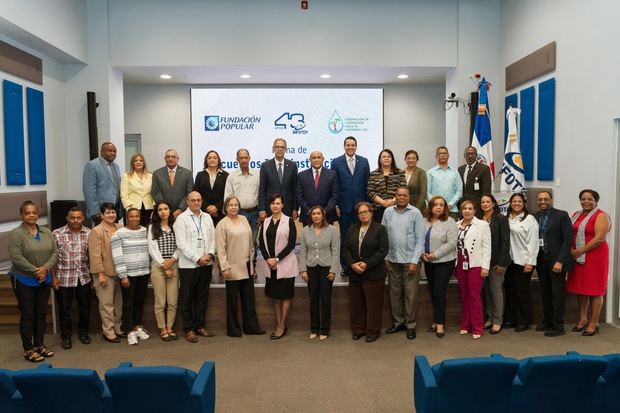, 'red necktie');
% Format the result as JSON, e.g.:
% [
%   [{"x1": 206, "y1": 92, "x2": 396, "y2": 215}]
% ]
[{"x1": 314, "y1": 170, "x2": 320, "y2": 189}]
